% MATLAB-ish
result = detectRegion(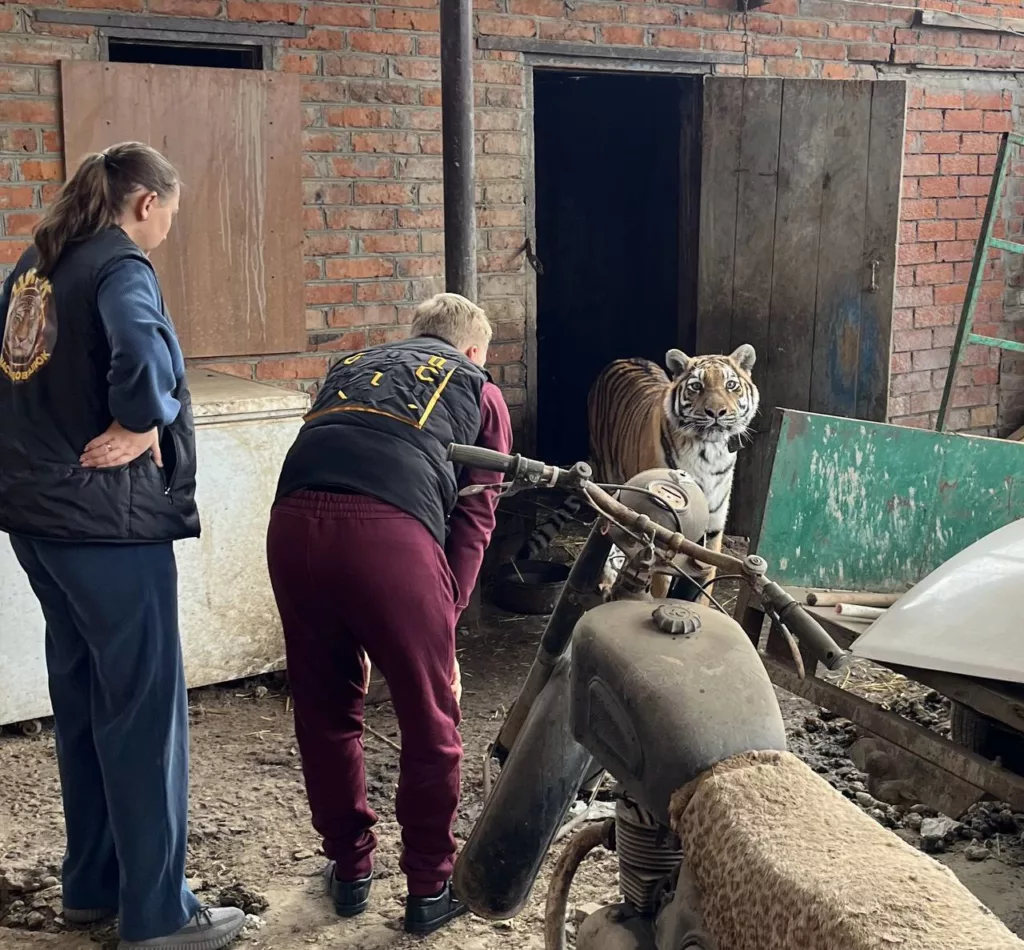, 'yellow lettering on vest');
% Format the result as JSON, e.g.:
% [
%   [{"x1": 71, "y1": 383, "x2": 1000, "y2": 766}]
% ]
[
  {"x1": 343, "y1": 353, "x2": 363, "y2": 365},
  {"x1": 370, "y1": 372, "x2": 383, "y2": 387},
  {"x1": 427, "y1": 355, "x2": 448, "y2": 369},
  {"x1": 415, "y1": 364, "x2": 439, "y2": 382},
  {"x1": 338, "y1": 390, "x2": 347, "y2": 400},
  {"x1": 408, "y1": 403, "x2": 419, "y2": 410}
]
